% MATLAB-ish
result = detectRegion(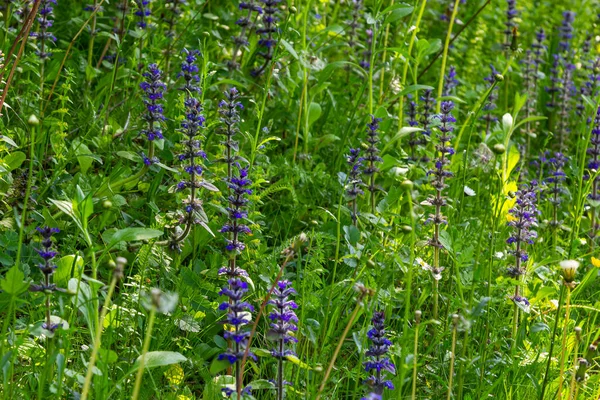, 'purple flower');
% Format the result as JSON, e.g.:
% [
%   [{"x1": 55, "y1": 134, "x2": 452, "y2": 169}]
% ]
[
  {"x1": 221, "y1": 165, "x2": 253, "y2": 256},
  {"x1": 251, "y1": 0, "x2": 281, "y2": 76},
  {"x1": 443, "y1": 66, "x2": 459, "y2": 96},
  {"x1": 363, "y1": 311, "x2": 395, "y2": 396},
  {"x1": 268, "y1": 280, "x2": 298, "y2": 398},
  {"x1": 36, "y1": 226, "x2": 59, "y2": 275},
  {"x1": 140, "y1": 64, "x2": 166, "y2": 142},
  {"x1": 426, "y1": 101, "x2": 455, "y2": 249},
  {"x1": 558, "y1": 11, "x2": 575, "y2": 53},
  {"x1": 362, "y1": 116, "x2": 382, "y2": 189},
  {"x1": 506, "y1": 183, "x2": 538, "y2": 277},
  {"x1": 346, "y1": 147, "x2": 364, "y2": 224},
  {"x1": 503, "y1": 0, "x2": 517, "y2": 48},
  {"x1": 30, "y1": 0, "x2": 57, "y2": 60},
  {"x1": 218, "y1": 278, "x2": 255, "y2": 390},
  {"x1": 359, "y1": 29, "x2": 373, "y2": 70},
  {"x1": 135, "y1": 0, "x2": 151, "y2": 29},
  {"x1": 482, "y1": 64, "x2": 500, "y2": 134},
  {"x1": 347, "y1": 0, "x2": 362, "y2": 49}
]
